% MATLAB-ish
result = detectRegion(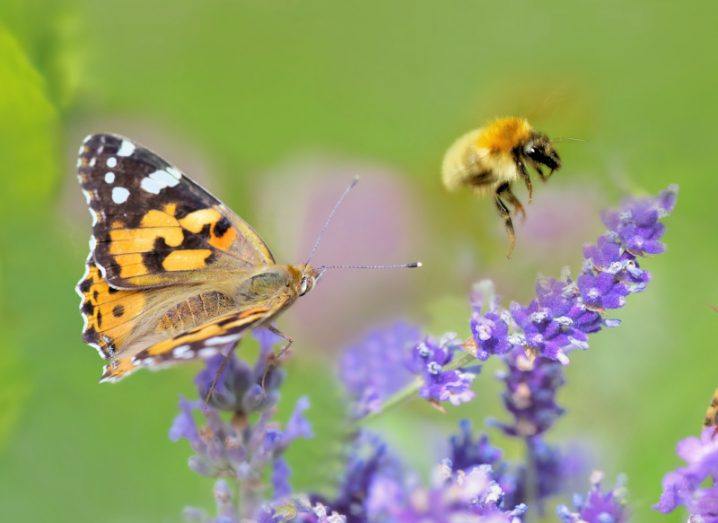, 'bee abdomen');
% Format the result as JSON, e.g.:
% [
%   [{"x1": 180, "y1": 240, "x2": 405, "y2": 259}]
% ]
[{"x1": 157, "y1": 291, "x2": 235, "y2": 334}]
